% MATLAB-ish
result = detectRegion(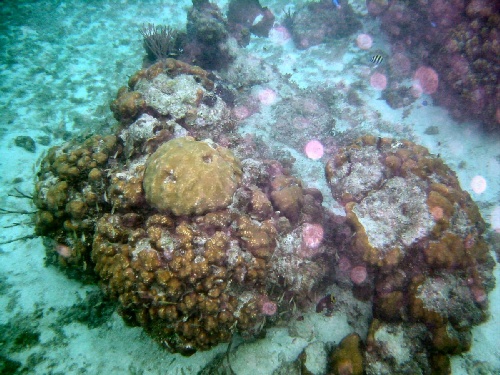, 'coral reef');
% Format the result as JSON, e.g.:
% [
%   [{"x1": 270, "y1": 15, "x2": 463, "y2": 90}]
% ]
[
  {"x1": 34, "y1": 127, "x2": 494, "y2": 366},
  {"x1": 326, "y1": 135, "x2": 495, "y2": 372},
  {"x1": 365, "y1": 320, "x2": 433, "y2": 374},
  {"x1": 33, "y1": 134, "x2": 120, "y2": 276},
  {"x1": 284, "y1": 0, "x2": 361, "y2": 50},
  {"x1": 183, "y1": 0, "x2": 234, "y2": 70},
  {"x1": 111, "y1": 58, "x2": 235, "y2": 142},
  {"x1": 30, "y1": 1, "x2": 496, "y2": 367},
  {"x1": 34, "y1": 58, "x2": 335, "y2": 355},
  {"x1": 367, "y1": 0, "x2": 500, "y2": 129},
  {"x1": 227, "y1": 0, "x2": 275, "y2": 46}
]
